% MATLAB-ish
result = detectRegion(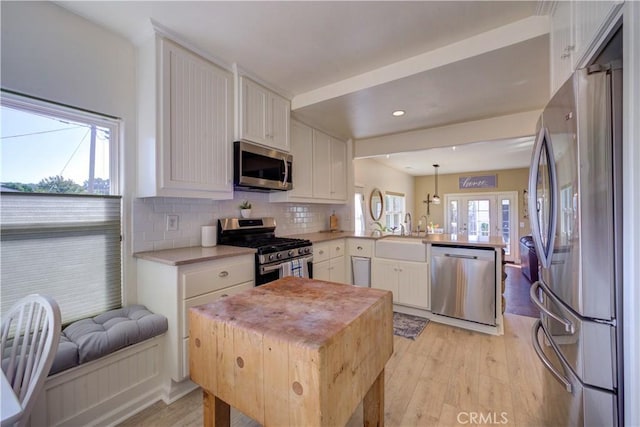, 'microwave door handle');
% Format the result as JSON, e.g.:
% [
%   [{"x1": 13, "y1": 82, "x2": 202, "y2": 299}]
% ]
[
  {"x1": 282, "y1": 156, "x2": 289, "y2": 187},
  {"x1": 529, "y1": 281, "x2": 575, "y2": 334},
  {"x1": 532, "y1": 320, "x2": 573, "y2": 393}
]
